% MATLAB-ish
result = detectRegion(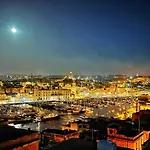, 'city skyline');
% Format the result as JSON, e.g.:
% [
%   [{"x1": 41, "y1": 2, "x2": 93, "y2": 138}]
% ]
[{"x1": 0, "y1": 0, "x2": 150, "y2": 75}]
